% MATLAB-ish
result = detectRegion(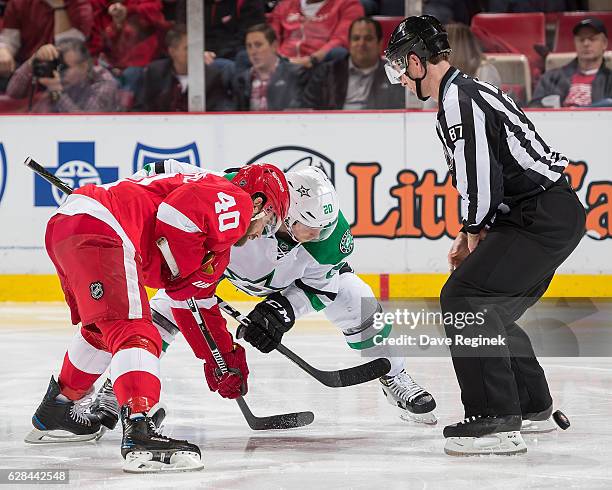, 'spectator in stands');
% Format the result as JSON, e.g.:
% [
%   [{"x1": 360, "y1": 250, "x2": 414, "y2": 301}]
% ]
[
  {"x1": 530, "y1": 18, "x2": 612, "y2": 108},
  {"x1": 134, "y1": 23, "x2": 231, "y2": 112},
  {"x1": 175, "y1": 0, "x2": 266, "y2": 84},
  {"x1": 446, "y1": 23, "x2": 501, "y2": 86},
  {"x1": 302, "y1": 16, "x2": 404, "y2": 109},
  {"x1": 269, "y1": 0, "x2": 364, "y2": 69},
  {"x1": 89, "y1": 0, "x2": 169, "y2": 94},
  {"x1": 0, "y1": 0, "x2": 93, "y2": 92},
  {"x1": 232, "y1": 23, "x2": 303, "y2": 111},
  {"x1": 5, "y1": 38, "x2": 120, "y2": 112}
]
